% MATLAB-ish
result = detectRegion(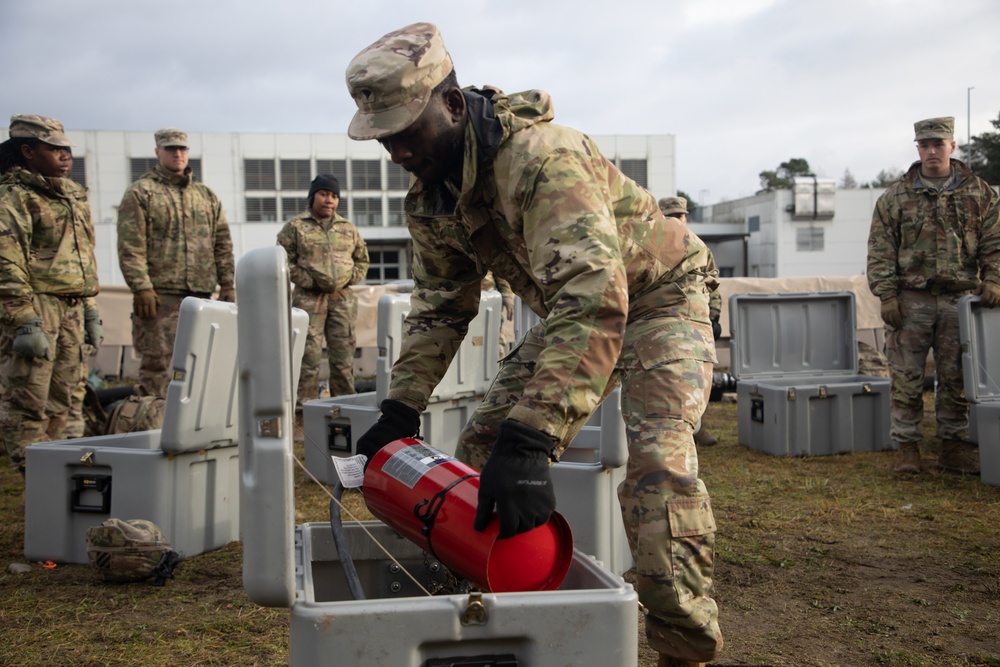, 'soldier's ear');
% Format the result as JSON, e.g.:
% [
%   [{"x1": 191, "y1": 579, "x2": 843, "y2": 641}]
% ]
[{"x1": 442, "y1": 87, "x2": 466, "y2": 124}]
